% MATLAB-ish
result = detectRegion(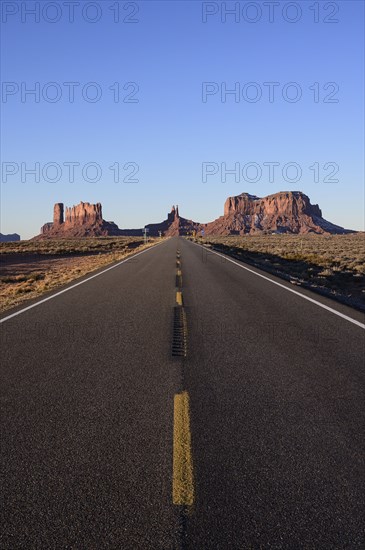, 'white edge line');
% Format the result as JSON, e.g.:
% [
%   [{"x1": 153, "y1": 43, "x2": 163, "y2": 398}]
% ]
[
  {"x1": 0, "y1": 241, "x2": 165, "y2": 324},
  {"x1": 191, "y1": 241, "x2": 365, "y2": 330}
]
